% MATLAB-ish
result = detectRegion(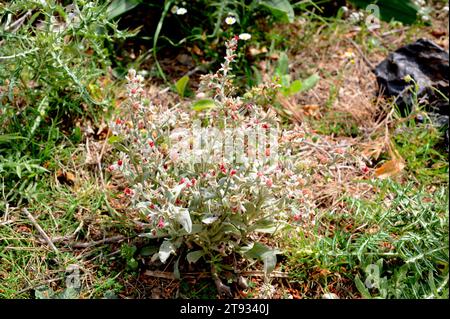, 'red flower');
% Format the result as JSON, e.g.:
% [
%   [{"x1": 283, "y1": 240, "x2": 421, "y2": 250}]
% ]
[
  {"x1": 115, "y1": 119, "x2": 123, "y2": 125},
  {"x1": 362, "y1": 166, "x2": 369, "y2": 174},
  {"x1": 117, "y1": 159, "x2": 123, "y2": 166},
  {"x1": 124, "y1": 187, "x2": 134, "y2": 196},
  {"x1": 219, "y1": 163, "x2": 227, "y2": 174},
  {"x1": 265, "y1": 178, "x2": 273, "y2": 187},
  {"x1": 191, "y1": 178, "x2": 197, "y2": 186},
  {"x1": 148, "y1": 140, "x2": 155, "y2": 148},
  {"x1": 265, "y1": 148, "x2": 271, "y2": 157},
  {"x1": 293, "y1": 214, "x2": 301, "y2": 221},
  {"x1": 262, "y1": 123, "x2": 270, "y2": 130}
]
